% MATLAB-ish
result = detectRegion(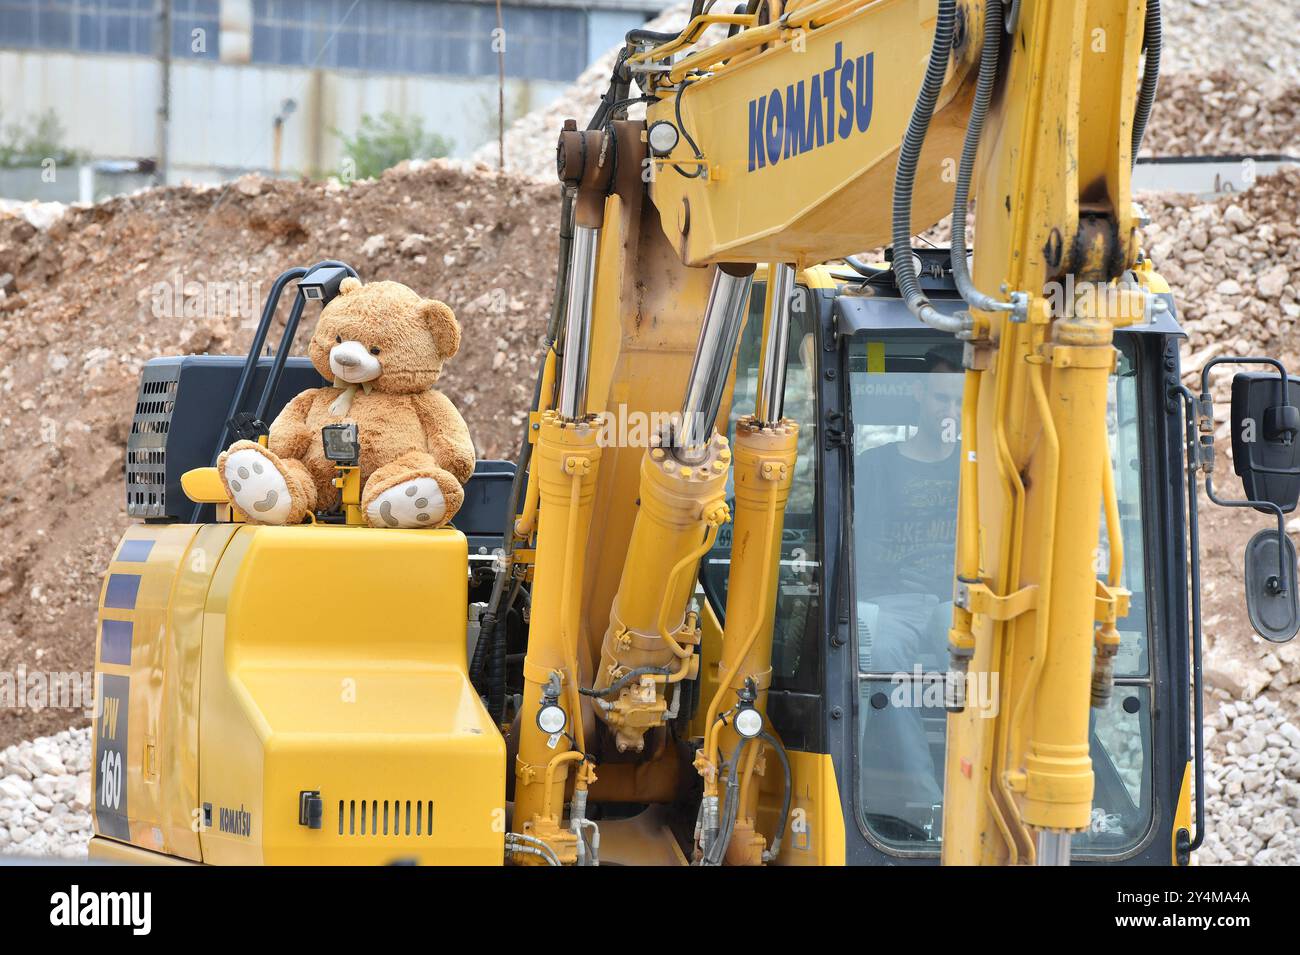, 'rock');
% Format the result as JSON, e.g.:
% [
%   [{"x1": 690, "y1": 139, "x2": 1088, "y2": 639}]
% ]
[
  {"x1": 1256, "y1": 264, "x2": 1289, "y2": 298},
  {"x1": 1205, "y1": 653, "x2": 1268, "y2": 700},
  {"x1": 71, "y1": 775, "x2": 91, "y2": 812},
  {"x1": 1223, "y1": 205, "x2": 1252, "y2": 231},
  {"x1": 29, "y1": 747, "x2": 64, "y2": 776},
  {"x1": 0, "y1": 777, "x2": 31, "y2": 800},
  {"x1": 397, "y1": 233, "x2": 429, "y2": 254}
]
